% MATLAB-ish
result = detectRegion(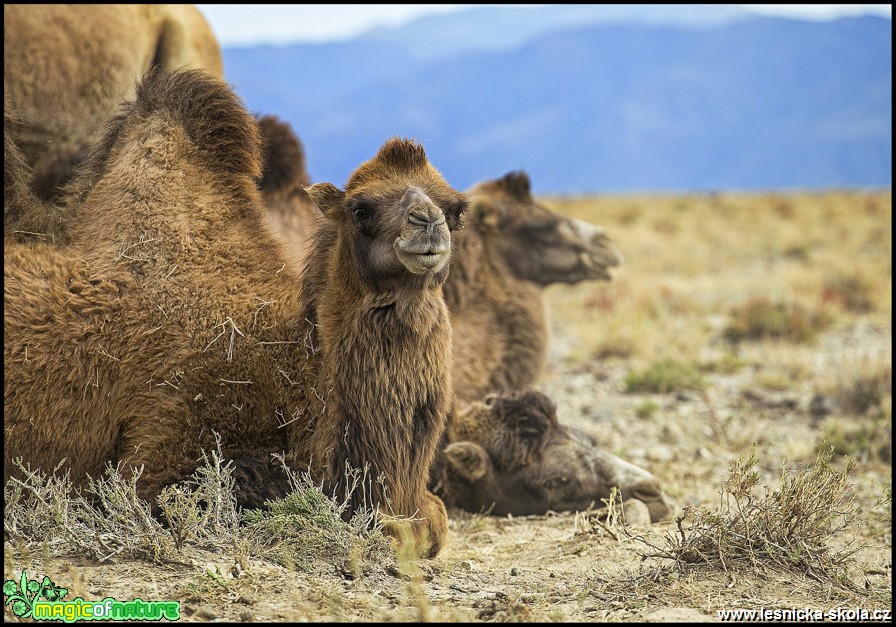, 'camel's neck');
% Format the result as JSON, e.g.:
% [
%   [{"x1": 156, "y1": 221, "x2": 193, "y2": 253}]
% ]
[{"x1": 296, "y1": 226, "x2": 452, "y2": 515}]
